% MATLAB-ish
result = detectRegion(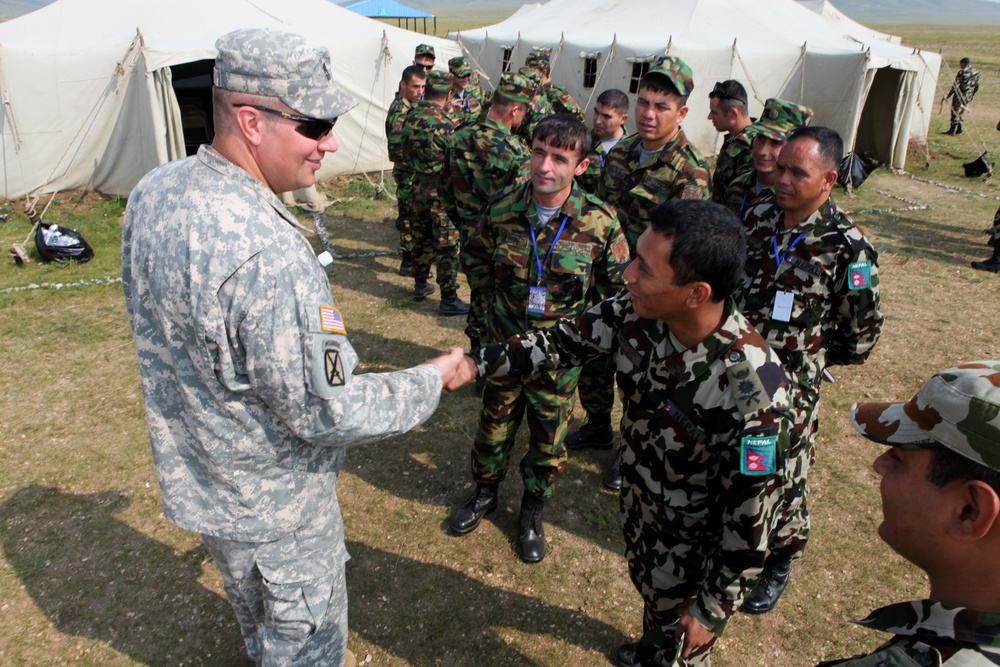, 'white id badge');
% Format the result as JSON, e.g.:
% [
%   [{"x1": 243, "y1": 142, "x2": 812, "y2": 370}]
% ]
[
  {"x1": 772, "y1": 290, "x2": 794, "y2": 322},
  {"x1": 528, "y1": 286, "x2": 547, "y2": 314}
]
